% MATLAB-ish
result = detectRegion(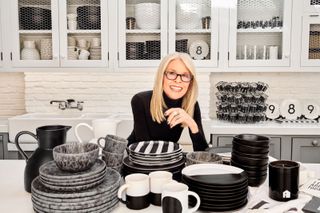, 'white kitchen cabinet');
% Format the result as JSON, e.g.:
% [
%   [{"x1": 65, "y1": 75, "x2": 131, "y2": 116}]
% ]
[
  {"x1": 118, "y1": 0, "x2": 219, "y2": 68},
  {"x1": 0, "y1": 0, "x2": 4, "y2": 69},
  {"x1": 9, "y1": 0, "x2": 110, "y2": 68},
  {"x1": 303, "y1": 0, "x2": 320, "y2": 13},
  {"x1": 292, "y1": 136, "x2": 320, "y2": 163},
  {"x1": 228, "y1": 0, "x2": 292, "y2": 67},
  {"x1": 301, "y1": 15, "x2": 320, "y2": 67}
]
